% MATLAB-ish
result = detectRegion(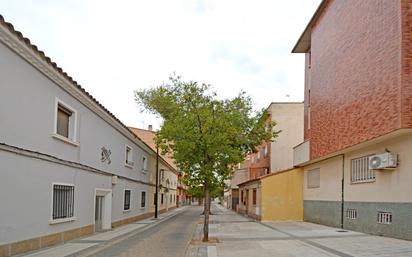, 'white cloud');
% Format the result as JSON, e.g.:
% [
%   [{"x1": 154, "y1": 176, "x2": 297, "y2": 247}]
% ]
[{"x1": 1, "y1": 0, "x2": 321, "y2": 130}]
